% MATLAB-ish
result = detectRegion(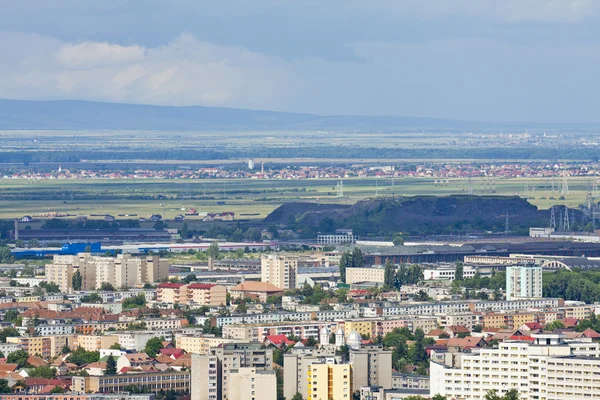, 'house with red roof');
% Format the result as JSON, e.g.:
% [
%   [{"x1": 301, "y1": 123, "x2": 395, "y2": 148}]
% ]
[
  {"x1": 582, "y1": 328, "x2": 600, "y2": 340},
  {"x1": 263, "y1": 334, "x2": 296, "y2": 349},
  {"x1": 444, "y1": 325, "x2": 471, "y2": 338},
  {"x1": 158, "y1": 348, "x2": 187, "y2": 359}
]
